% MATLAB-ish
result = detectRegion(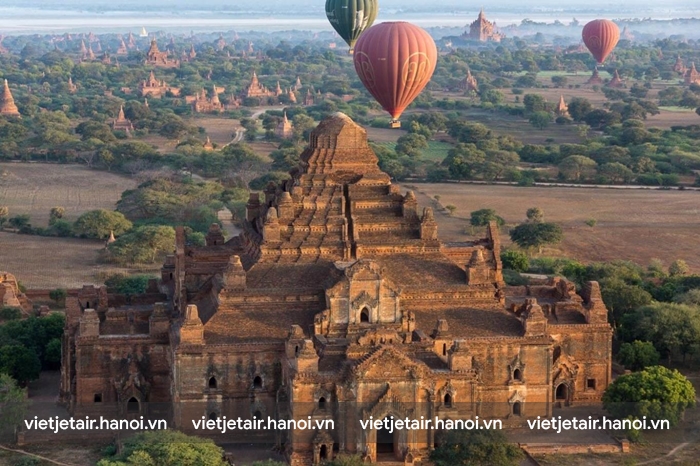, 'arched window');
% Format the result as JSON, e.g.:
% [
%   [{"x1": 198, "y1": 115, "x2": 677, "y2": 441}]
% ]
[
  {"x1": 94, "y1": 393, "x2": 102, "y2": 403},
  {"x1": 320, "y1": 445, "x2": 328, "y2": 461},
  {"x1": 253, "y1": 410, "x2": 263, "y2": 420},
  {"x1": 127, "y1": 397, "x2": 139, "y2": 413},
  {"x1": 253, "y1": 376, "x2": 263, "y2": 389},
  {"x1": 319, "y1": 397, "x2": 326, "y2": 410},
  {"x1": 360, "y1": 307, "x2": 370, "y2": 323},
  {"x1": 513, "y1": 368, "x2": 522, "y2": 381},
  {"x1": 209, "y1": 412, "x2": 218, "y2": 420},
  {"x1": 208, "y1": 376, "x2": 217, "y2": 389},
  {"x1": 442, "y1": 343, "x2": 447, "y2": 356},
  {"x1": 295, "y1": 345, "x2": 299, "y2": 357},
  {"x1": 444, "y1": 393, "x2": 452, "y2": 408},
  {"x1": 513, "y1": 401, "x2": 522, "y2": 416}
]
